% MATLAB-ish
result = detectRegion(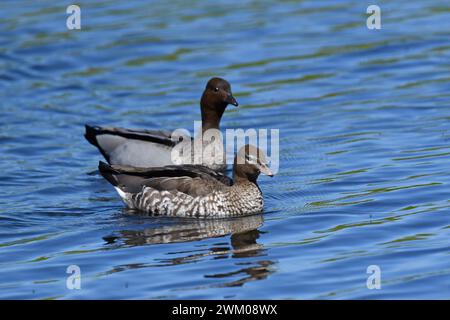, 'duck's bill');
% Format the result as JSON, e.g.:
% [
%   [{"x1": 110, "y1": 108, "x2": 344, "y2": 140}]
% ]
[
  {"x1": 226, "y1": 94, "x2": 239, "y2": 107},
  {"x1": 259, "y1": 164, "x2": 274, "y2": 177}
]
